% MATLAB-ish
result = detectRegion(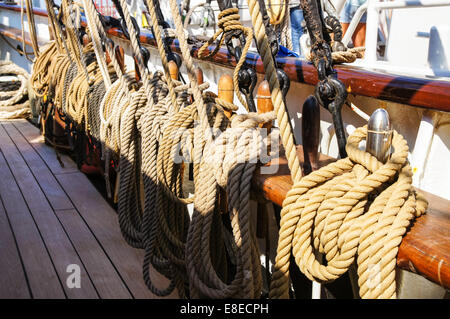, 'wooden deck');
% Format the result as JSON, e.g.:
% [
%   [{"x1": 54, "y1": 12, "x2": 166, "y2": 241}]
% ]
[{"x1": 0, "y1": 119, "x2": 176, "y2": 299}]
